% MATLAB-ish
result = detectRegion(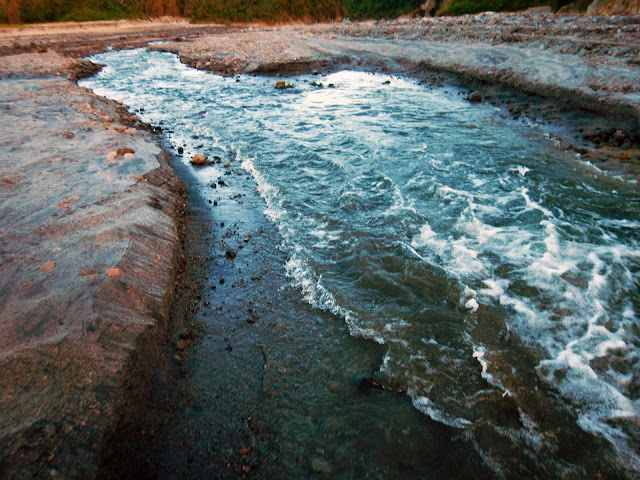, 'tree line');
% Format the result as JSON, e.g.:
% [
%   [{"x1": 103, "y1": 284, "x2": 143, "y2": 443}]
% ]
[{"x1": 0, "y1": 0, "x2": 586, "y2": 24}]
